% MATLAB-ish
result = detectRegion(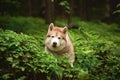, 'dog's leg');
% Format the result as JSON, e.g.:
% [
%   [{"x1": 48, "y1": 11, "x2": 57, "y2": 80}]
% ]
[{"x1": 68, "y1": 52, "x2": 75, "y2": 67}]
